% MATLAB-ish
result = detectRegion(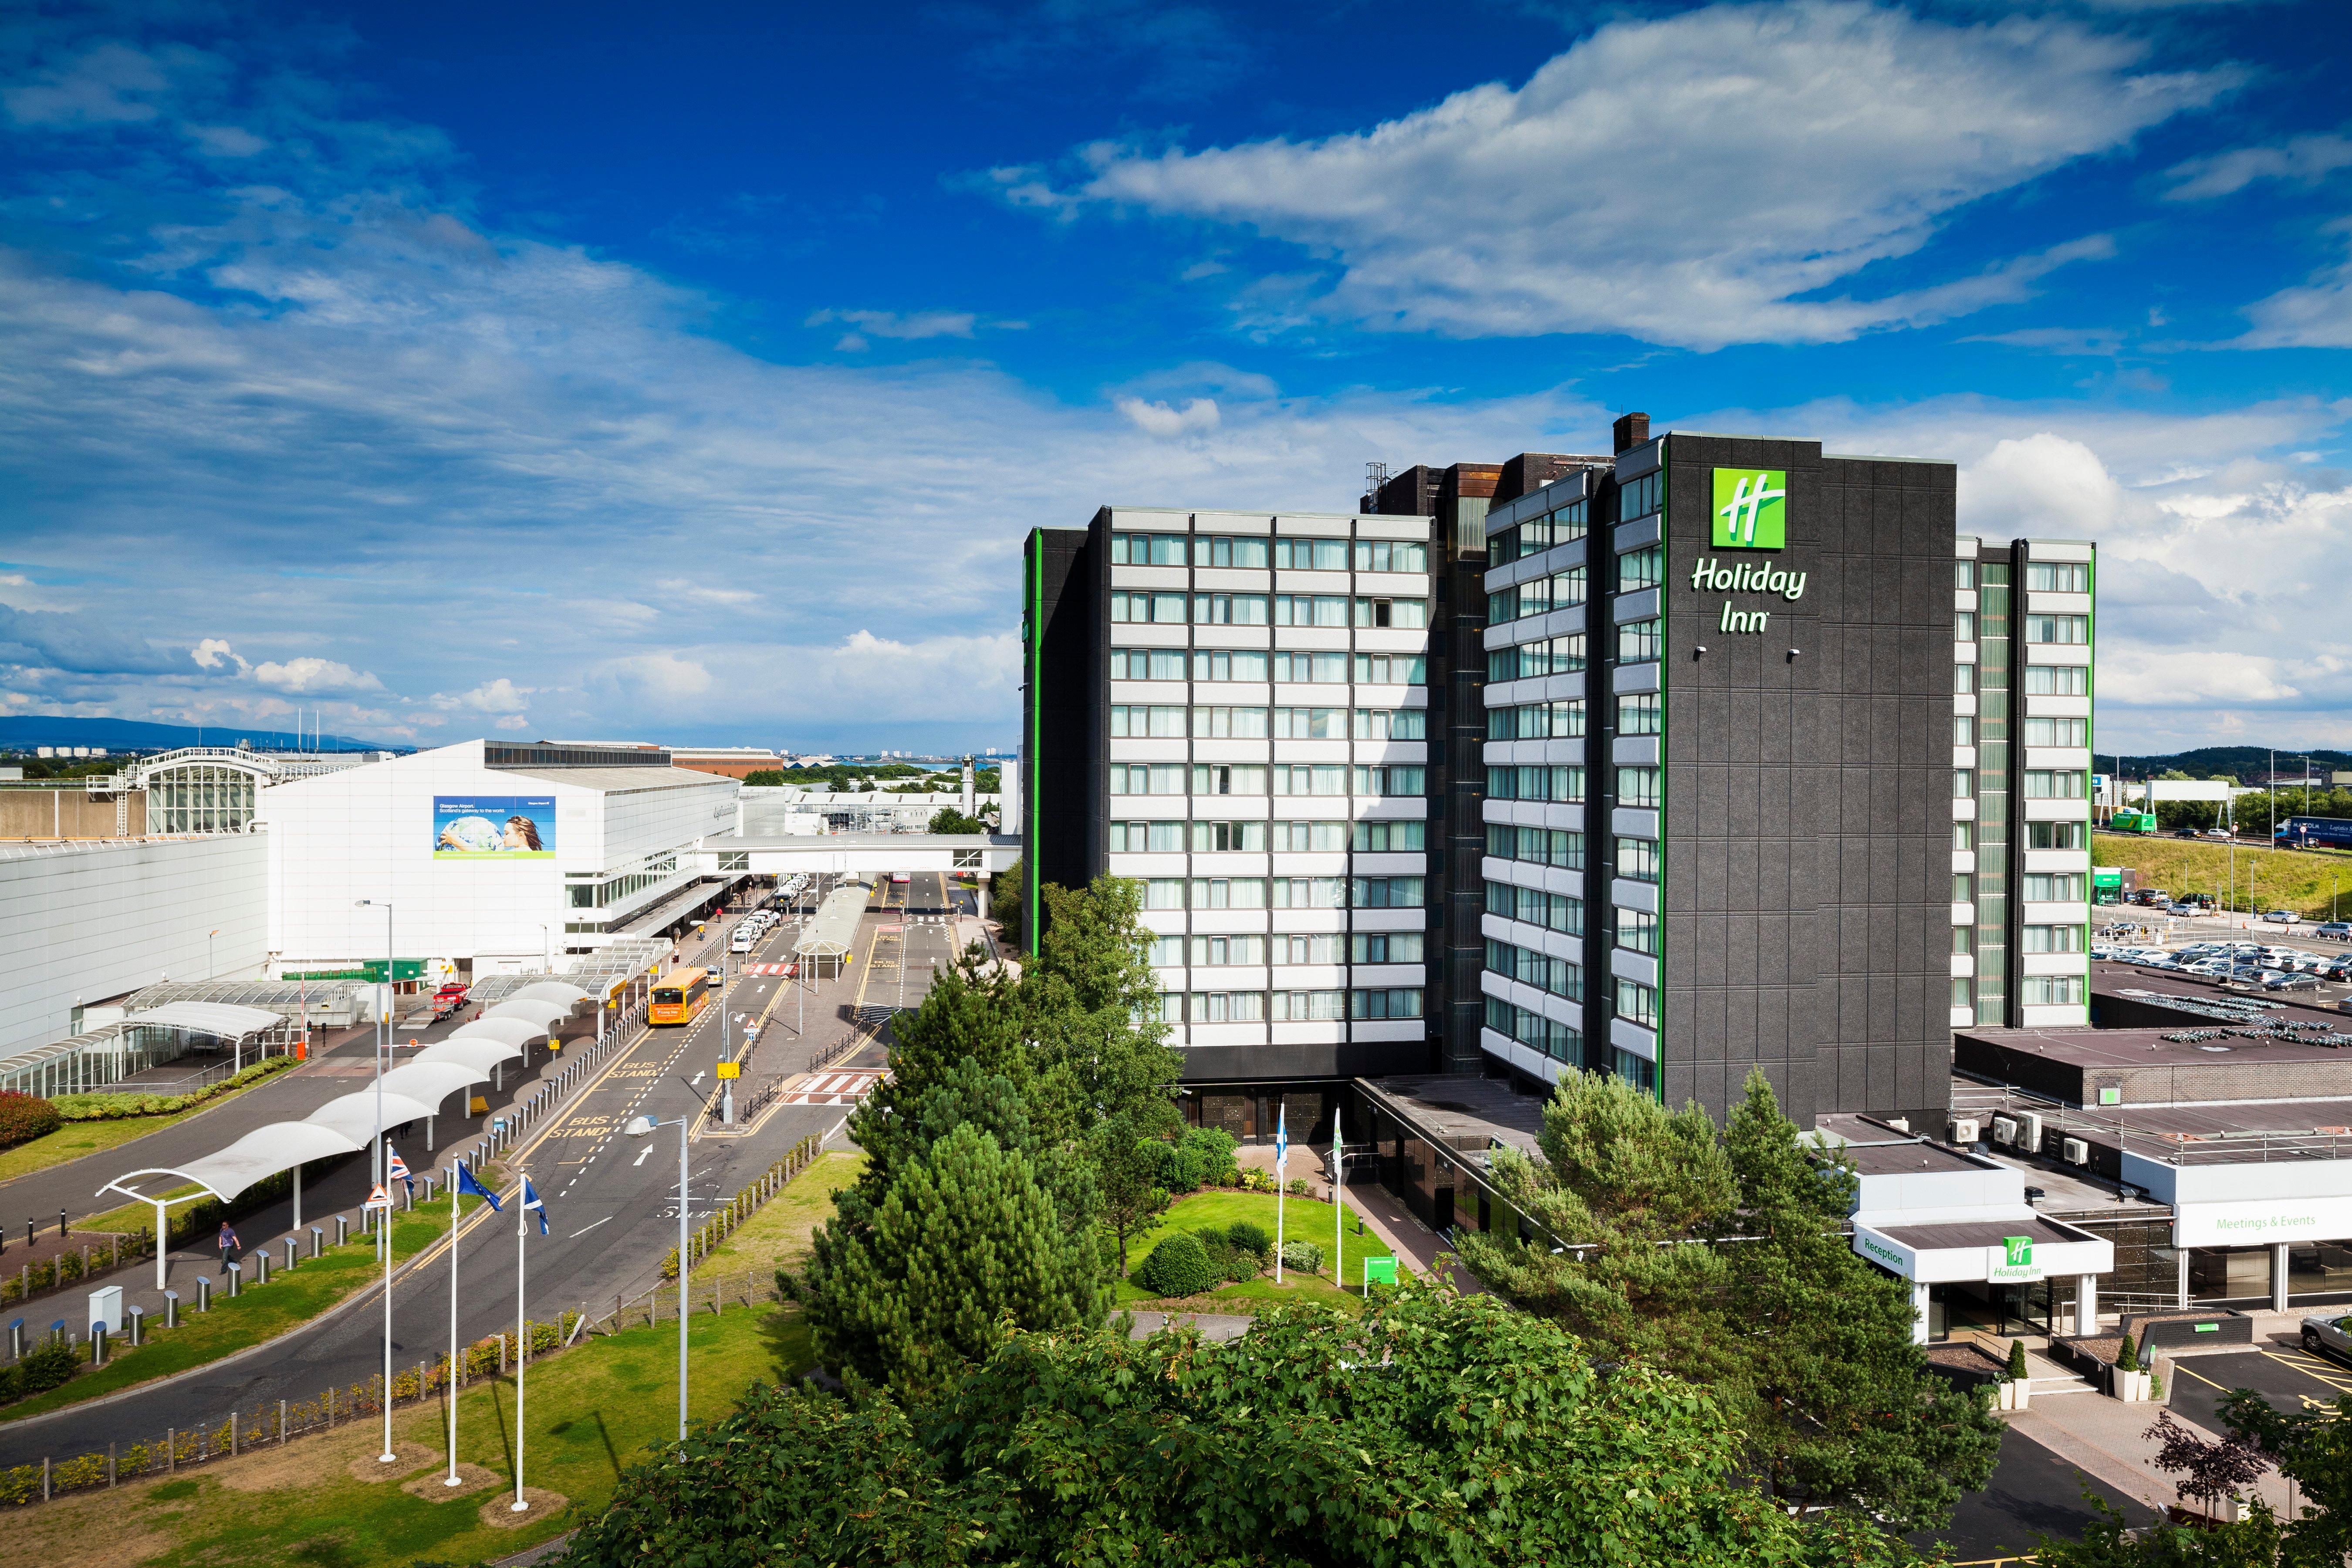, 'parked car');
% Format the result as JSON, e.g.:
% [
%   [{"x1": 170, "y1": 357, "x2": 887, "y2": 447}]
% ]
[
  {"x1": 2166, "y1": 902, "x2": 2200, "y2": 916},
  {"x1": 2316, "y1": 923, "x2": 2352, "y2": 942},
  {"x1": 2305, "y1": 1311, "x2": 2352, "y2": 1362},
  {"x1": 2263, "y1": 909, "x2": 2305, "y2": 925},
  {"x1": 2264, "y1": 973, "x2": 2322, "y2": 991}
]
